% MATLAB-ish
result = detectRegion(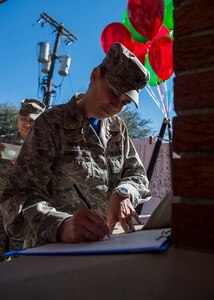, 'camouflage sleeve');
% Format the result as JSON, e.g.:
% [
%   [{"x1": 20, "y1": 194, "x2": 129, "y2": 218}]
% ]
[
  {"x1": 112, "y1": 118, "x2": 151, "y2": 207},
  {"x1": 0, "y1": 116, "x2": 71, "y2": 249},
  {"x1": 0, "y1": 212, "x2": 8, "y2": 261}
]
